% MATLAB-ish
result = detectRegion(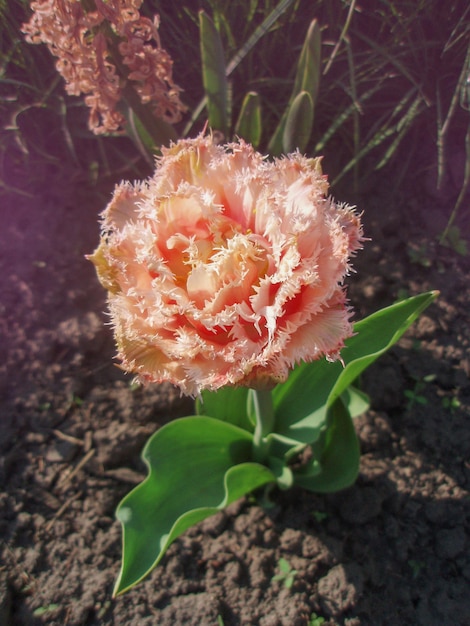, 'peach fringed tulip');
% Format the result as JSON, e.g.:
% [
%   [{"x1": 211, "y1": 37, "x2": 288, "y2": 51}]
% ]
[
  {"x1": 22, "y1": 0, "x2": 185, "y2": 134},
  {"x1": 89, "y1": 135, "x2": 363, "y2": 396}
]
